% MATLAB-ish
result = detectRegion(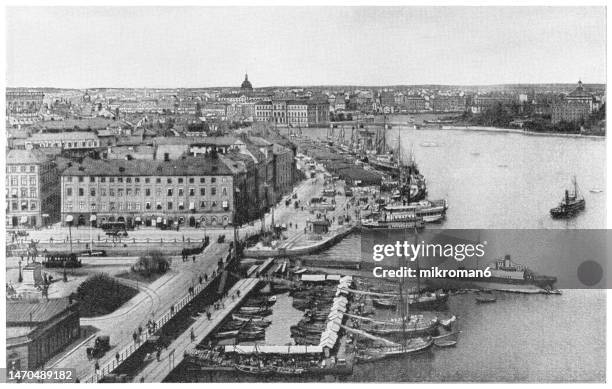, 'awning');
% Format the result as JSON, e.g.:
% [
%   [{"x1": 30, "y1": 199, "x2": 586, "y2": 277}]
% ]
[
  {"x1": 135, "y1": 217, "x2": 141, "y2": 222},
  {"x1": 90, "y1": 215, "x2": 97, "y2": 221},
  {"x1": 20, "y1": 216, "x2": 28, "y2": 223},
  {"x1": 156, "y1": 217, "x2": 162, "y2": 223},
  {"x1": 189, "y1": 202, "x2": 195, "y2": 210},
  {"x1": 42, "y1": 214, "x2": 50, "y2": 218},
  {"x1": 65, "y1": 215, "x2": 74, "y2": 223},
  {"x1": 21, "y1": 201, "x2": 28, "y2": 206}
]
